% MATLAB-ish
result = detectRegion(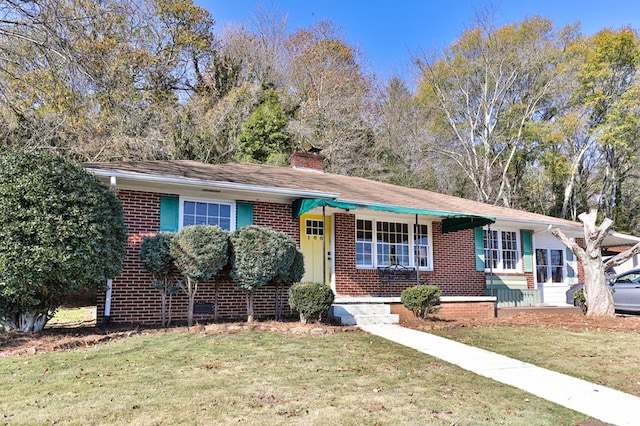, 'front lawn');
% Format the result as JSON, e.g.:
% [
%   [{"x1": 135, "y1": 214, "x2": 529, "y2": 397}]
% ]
[
  {"x1": 433, "y1": 324, "x2": 640, "y2": 396},
  {"x1": 0, "y1": 329, "x2": 591, "y2": 425}
]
